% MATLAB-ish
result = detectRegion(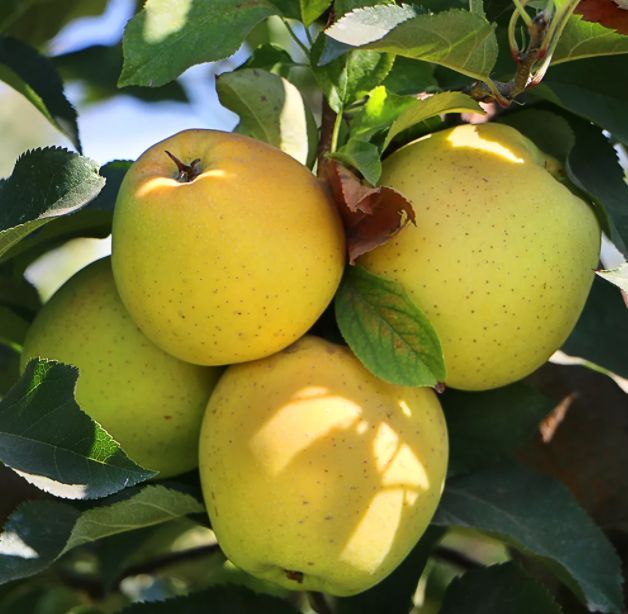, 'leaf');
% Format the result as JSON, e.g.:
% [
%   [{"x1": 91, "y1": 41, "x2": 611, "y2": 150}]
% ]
[
  {"x1": 443, "y1": 383, "x2": 553, "y2": 476},
  {"x1": 0, "y1": 307, "x2": 28, "y2": 352},
  {"x1": 335, "y1": 266, "x2": 446, "y2": 387},
  {"x1": 350, "y1": 86, "x2": 416, "y2": 140},
  {"x1": 440, "y1": 562, "x2": 563, "y2": 614},
  {"x1": 553, "y1": 13, "x2": 628, "y2": 64},
  {"x1": 596, "y1": 262, "x2": 628, "y2": 293},
  {"x1": 119, "y1": 0, "x2": 280, "y2": 87},
  {"x1": 0, "y1": 486, "x2": 202, "y2": 585},
  {"x1": 312, "y1": 35, "x2": 395, "y2": 113},
  {"x1": 325, "y1": 6, "x2": 498, "y2": 83},
  {"x1": 575, "y1": 0, "x2": 628, "y2": 34},
  {"x1": 565, "y1": 117, "x2": 628, "y2": 256},
  {"x1": 536, "y1": 55, "x2": 628, "y2": 143},
  {"x1": 0, "y1": 360, "x2": 156, "y2": 500},
  {"x1": 53, "y1": 44, "x2": 188, "y2": 105},
  {"x1": 382, "y1": 56, "x2": 438, "y2": 95},
  {"x1": 0, "y1": 36, "x2": 80, "y2": 149},
  {"x1": 383, "y1": 91, "x2": 483, "y2": 150},
  {"x1": 324, "y1": 161, "x2": 415, "y2": 262},
  {"x1": 336, "y1": 526, "x2": 445, "y2": 613},
  {"x1": 121, "y1": 585, "x2": 300, "y2": 613},
  {"x1": 0, "y1": 148, "x2": 105, "y2": 262},
  {"x1": 433, "y1": 463, "x2": 624, "y2": 613},
  {"x1": 216, "y1": 68, "x2": 315, "y2": 166},
  {"x1": 301, "y1": 0, "x2": 332, "y2": 26},
  {"x1": 330, "y1": 139, "x2": 382, "y2": 184},
  {"x1": 563, "y1": 276, "x2": 628, "y2": 379}
]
